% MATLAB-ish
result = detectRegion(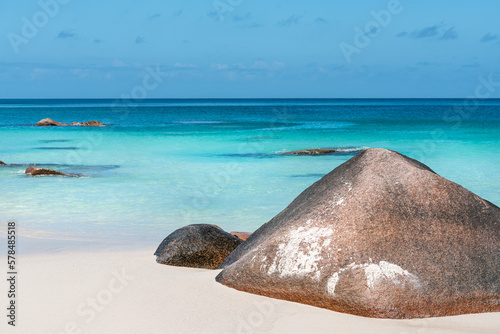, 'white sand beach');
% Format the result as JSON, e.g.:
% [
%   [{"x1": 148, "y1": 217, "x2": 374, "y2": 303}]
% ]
[{"x1": 0, "y1": 236, "x2": 499, "y2": 334}]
